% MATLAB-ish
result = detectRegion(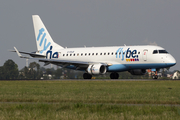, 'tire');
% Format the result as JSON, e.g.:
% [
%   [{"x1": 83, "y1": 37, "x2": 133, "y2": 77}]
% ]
[
  {"x1": 152, "y1": 75, "x2": 158, "y2": 79},
  {"x1": 110, "y1": 72, "x2": 119, "y2": 79},
  {"x1": 83, "y1": 73, "x2": 92, "y2": 79}
]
